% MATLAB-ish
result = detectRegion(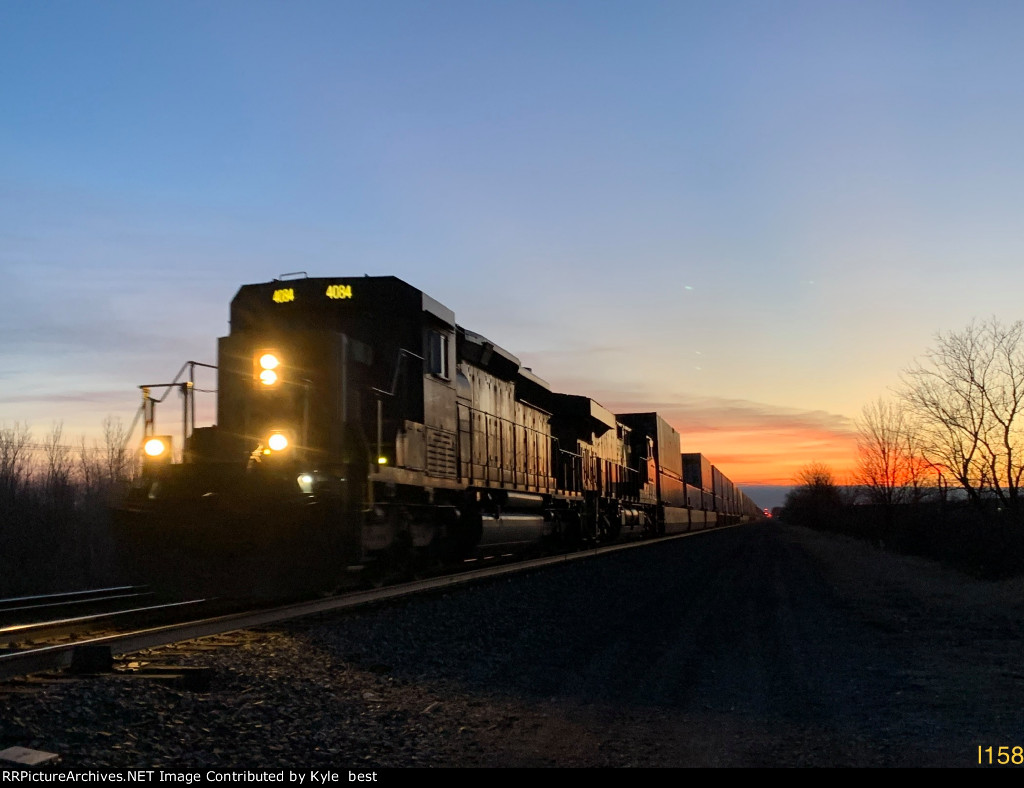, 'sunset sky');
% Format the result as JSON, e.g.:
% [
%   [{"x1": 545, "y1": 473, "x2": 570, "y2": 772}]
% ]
[{"x1": 5, "y1": 1, "x2": 1024, "y2": 508}]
